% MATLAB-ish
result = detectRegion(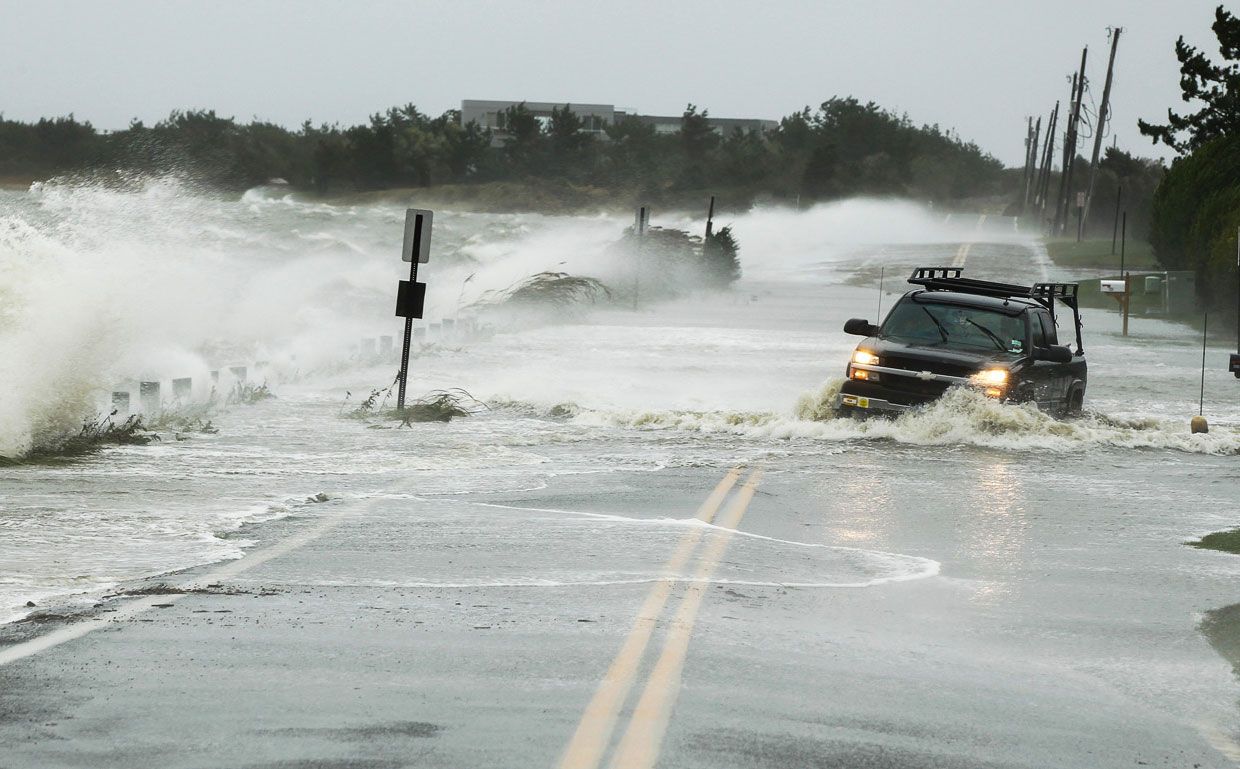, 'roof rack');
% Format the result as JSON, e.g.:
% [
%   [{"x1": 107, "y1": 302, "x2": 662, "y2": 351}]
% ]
[{"x1": 908, "y1": 267, "x2": 1083, "y2": 354}]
